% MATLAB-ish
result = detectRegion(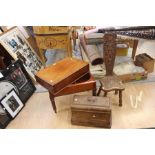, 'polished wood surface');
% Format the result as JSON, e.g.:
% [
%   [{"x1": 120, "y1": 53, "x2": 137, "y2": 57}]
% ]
[
  {"x1": 33, "y1": 26, "x2": 72, "y2": 64},
  {"x1": 35, "y1": 57, "x2": 89, "y2": 93}
]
